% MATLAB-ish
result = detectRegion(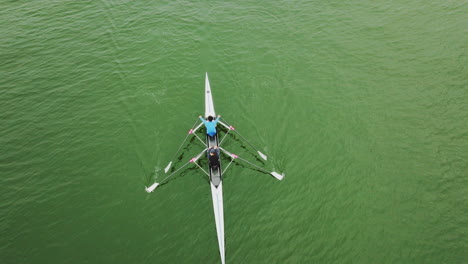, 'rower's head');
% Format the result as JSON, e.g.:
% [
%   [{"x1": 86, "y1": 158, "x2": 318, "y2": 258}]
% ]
[
  {"x1": 209, "y1": 149, "x2": 217, "y2": 156},
  {"x1": 208, "y1": 116, "x2": 214, "y2": 121}
]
